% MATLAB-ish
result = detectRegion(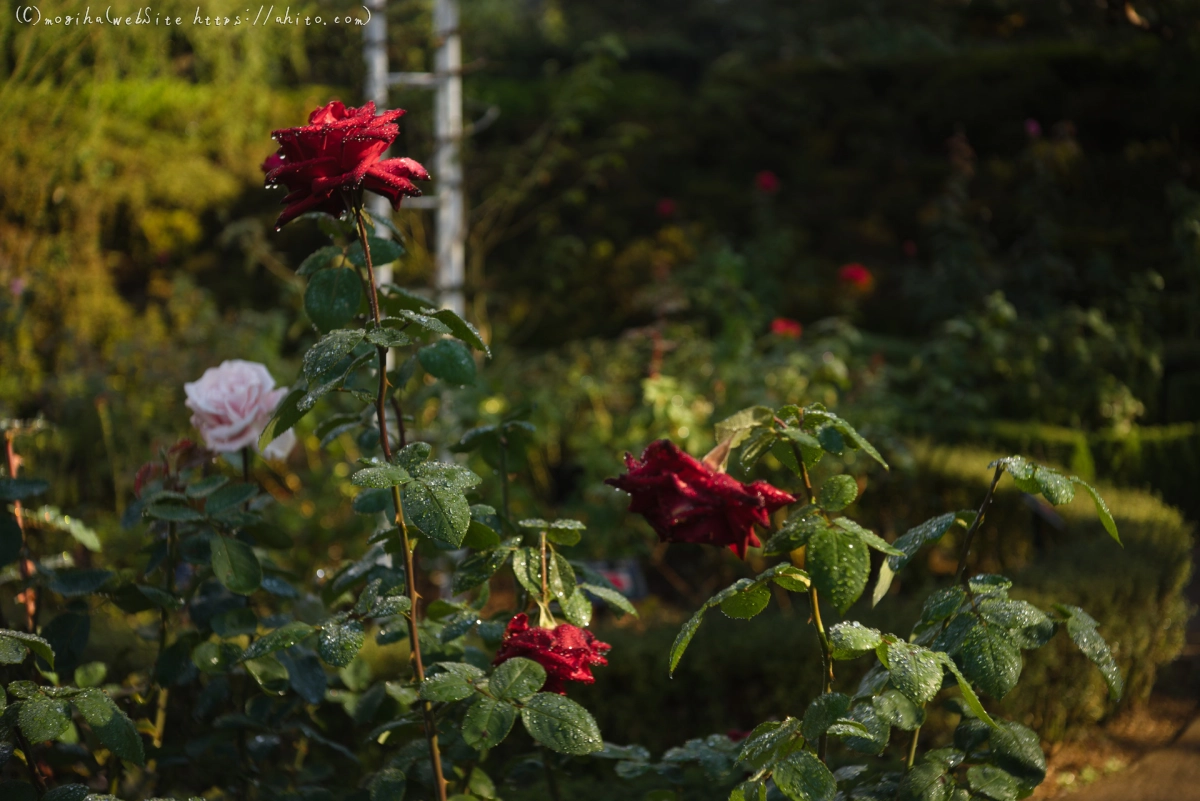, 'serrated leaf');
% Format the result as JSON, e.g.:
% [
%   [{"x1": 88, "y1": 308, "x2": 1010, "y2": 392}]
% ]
[
  {"x1": 351, "y1": 464, "x2": 412, "y2": 489},
  {"x1": 432, "y1": 309, "x2": 492, "y2": 357},
  {"x1": 18, "y1": 694, "x2": 71, "y2": 743},
  {"x1": 296, "y1": 245, "x2": 343, "y2": 276},
  {"x1": 829, "y1": 622, "x2": 883, "y2": 660},
  {"x1": 887, "y1": 642, "x2": 944, "y2": 705},
  {"x1": 1057, "y1": 605, "x2": 1123, "y2": 700},
  {"x1": 960, "y1": 625, "x2": 1022, "y2": 699},
  {"x1": 402, "y1": 476, "x2": 471, "y2": 547},
  {"x1": 240, "y1": 622, "x2": 314, "y2": 661},
  {"x1": 720, "y1": 583, "x2": 771, "y2": 619},
  {"x1": 802, "y1": 692, "x2": 851, "y2": 742},
  {"x1": 669, "y1": 607, "x2": 706, "y2": 677},
  {"x1": 714, "y1": 407, "x2": 774, "y2": 452},
  {"x1": 205, "y1": 482, "x2": 257, "y2": 515},
  {"x1": 873, "y1": 689, "x2": 926, "y2": 731},
  {"x1": 303, "y1": 329, "x2": 366, "y2": 383},
  {"x1": 938, "y1": 655, "x2": 996, "y2": 728},
  {"x1": 898, "y1": 762, "x2": 951, "y2": 801},
  {"x1": 773, "y1": 750, "x2": 836, "y2": 801},
  {"x1": 520, "y1": 693, "x2": 602, "y2": 755},
  {"x1": 418, "y1": 339, "x2": 477, "y2": 386},
  {"x1": 370, "y1": 768, "x2": 406, "y2": 801},
  {"x1": 580, "y1": 583, "x2": 637, "y2": 616},
  {"x1": 491, "y1": 657, "x2": 546, "y2": 701},
  {"x1": 348, "y1": 236, "x2": 404, "y2": 268},
  {"x1": 258, "y1": 385, "x2": 308, "y2": 450},
  {"x1": 0, "y1": 630, "x2": 54, "y2": 667},
  {"x1": 210, "y1": 535, "x2": 262, "y2": 595},
  {"x1": 807, "y1": 526, "x2": 870, "y2": 614},
  {"x1": 818, "y1": 475, "x2": 858, "y2": 512},
  {"x1": 989, "y1": 720, "x2": 1046, "y2": 787},
  {"x1": 967, "y1": 766, "x2": 1020, "y2": 801},
  {"x1": 419, "y1": 672, "x2": 475, "y2": 702},
  {"x1": 833, "y1": 518, "x2": 904, "y2": 556},
  {"x1": 72, "y1": 688, "x2": 145, "y2": 764},
  {"x1": 318, "y1": 619, "x2": 366, "y2": 668},
  {"x1": 305, "y1": 267, "x2": 363, "y2": 331},
  {"x1": 463, "y1": 695, "x2": 517, "y2": 750},
  {"x1": 1070, "y1": 478, "x2": 1121, "y2": 545}
]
